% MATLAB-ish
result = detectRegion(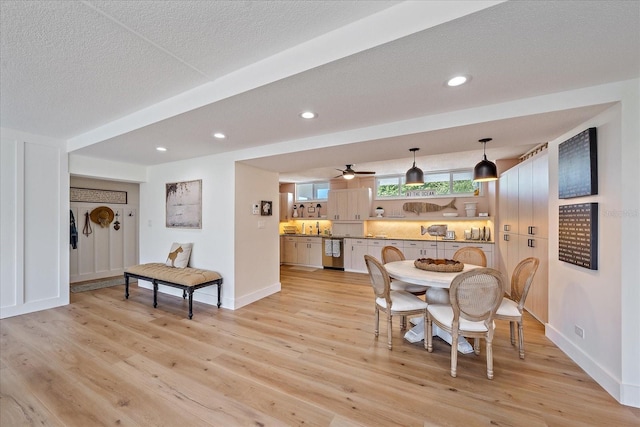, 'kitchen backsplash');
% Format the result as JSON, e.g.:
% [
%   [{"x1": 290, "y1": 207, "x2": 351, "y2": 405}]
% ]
[{"x1": 279, "y1": 218, "x2": 494, "y2": 241}]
